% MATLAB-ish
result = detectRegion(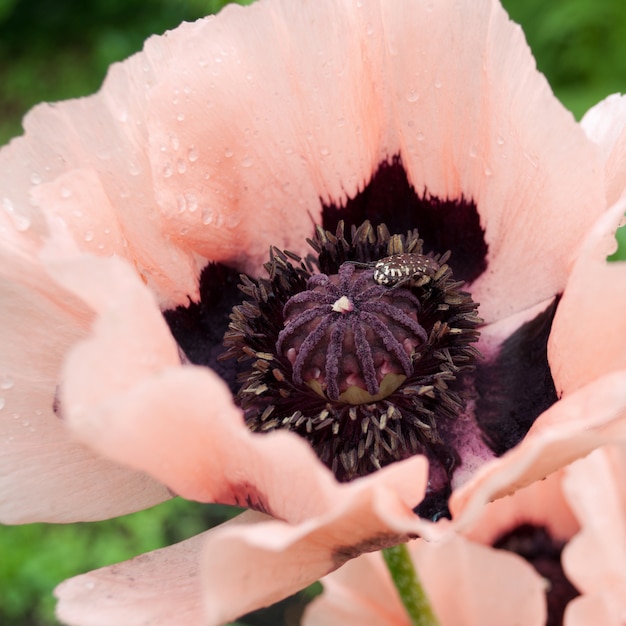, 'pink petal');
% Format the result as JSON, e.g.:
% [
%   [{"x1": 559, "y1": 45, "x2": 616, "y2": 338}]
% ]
[
  {"x1": 198, "y1": 469, "x2": 433, "y2": 625},
  {"x1": 549, "y1": 198, "x2": 626, "y2": 396},
  {"x1": 450, "y1": 371, "x2": 626, "y2": 528},
  {"x1": 565, "y1": 594, "x2": 624, "y2": 626},
  {"x1": 0, "y1": 238, "x2": 171, "y2": 523},
  {"x1": 139, "y1": 0, "x2": 387, "y2": 272},
  {"x1": 378, "y1": 0, "x2": 604, "y2": 322},
  {"x1": 55, "y1": 461, "x2": 430, "y2": 626},
  {"x1": 581, "y1": 93, "x2": 626, "y2": 207},
  {"x1": 0, "y1": 64, "x2": 201, "y2": 309},
  {"x1": 53, "y1": 518, "x2": 241, "y2": 626},
  {"x1": 464, "y1": 469, "x2": 578, "y2": 546},
  {"x1": 561, "y1": 447, "x2": 626, "y2": 622},
  {"x1": 305, "y1": 534, "x2": 546, "y2": 626}
]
